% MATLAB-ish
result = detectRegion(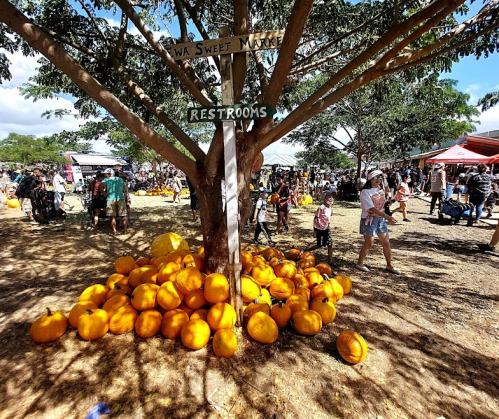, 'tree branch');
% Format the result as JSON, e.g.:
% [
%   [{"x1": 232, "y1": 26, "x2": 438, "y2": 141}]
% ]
[
  {"x1": 174, "y1": 0, "x2": 189, "y2": 43},
  {"x1": 114, "y1": 0, "x2": 214, "y2": 107},
  {"x1": 255, "y1": 0, "x2": 455, "y2": 151},
  {"x1": 252, "y1": 49, "x2": 269, "y2": 99},
  {"x1": 0, "y1": 0, "x2": 197, "y2": 179},
  {"x1": 290, "y1": 0, "x2": 413, "y2": 70},
  {"x1": 180, "y1": 0, "x2": 221, "y2": 71},
  {"x1": 288, "y1": 43, "x2": 366, "y2": 76},
  {"x1": 264, "y1": 0, "x2": 314, "y2": 107},
  {"x1": 233, "y1": 0, "x2": 249, "y2": 103},
  {"x1": 110, "y1": 12, "x2": 128, "y2": 61},
  {"x1": 76, "y1": 0, "x2": 110, "y2": 50}
]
